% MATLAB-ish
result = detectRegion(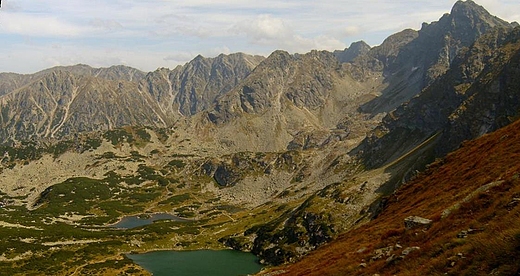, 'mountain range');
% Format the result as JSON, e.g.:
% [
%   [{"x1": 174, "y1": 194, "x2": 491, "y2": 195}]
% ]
[{"x1": 0, "y1": 1, "x2": 519, "y2": 275}]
